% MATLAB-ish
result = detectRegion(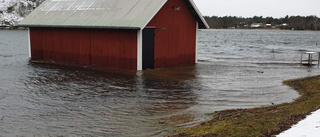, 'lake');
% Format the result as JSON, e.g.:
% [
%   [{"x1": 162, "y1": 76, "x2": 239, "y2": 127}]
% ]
[{"x1": 0, "y1": 29, "x2": 320, "y2": 136}]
